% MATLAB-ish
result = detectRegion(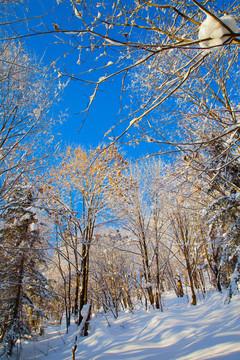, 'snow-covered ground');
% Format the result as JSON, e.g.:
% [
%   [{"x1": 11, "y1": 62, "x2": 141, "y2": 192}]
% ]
[{"x1": 18, "y1": 291, "x2": 240, "y2": 360}]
